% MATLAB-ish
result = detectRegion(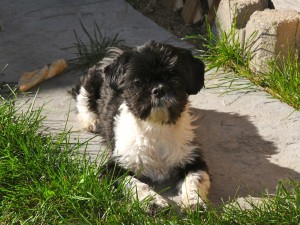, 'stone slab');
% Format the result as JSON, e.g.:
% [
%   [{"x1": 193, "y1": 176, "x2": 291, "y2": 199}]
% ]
[
  {"x1": 245, "y1": 9, "x2": 300, "y2": 72},
  {"x1": 271, "y1": 0, "x2": 300, "y2": 13},
  {"x1": 213, "y1": 0, "x2": 268, "y2": 37}
]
